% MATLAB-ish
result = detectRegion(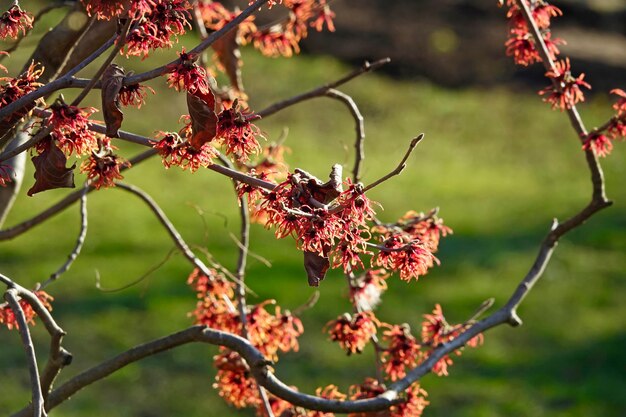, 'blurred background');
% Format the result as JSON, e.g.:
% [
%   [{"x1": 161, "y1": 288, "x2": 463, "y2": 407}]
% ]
[{"x1": 0, "y1": 1, "x2": 625, "y2": 416}]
